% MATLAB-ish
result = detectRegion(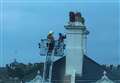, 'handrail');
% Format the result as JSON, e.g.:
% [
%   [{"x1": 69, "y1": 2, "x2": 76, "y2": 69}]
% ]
[{"x1": 39, "y1": 39, "x2": 66, "y2": 57}]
